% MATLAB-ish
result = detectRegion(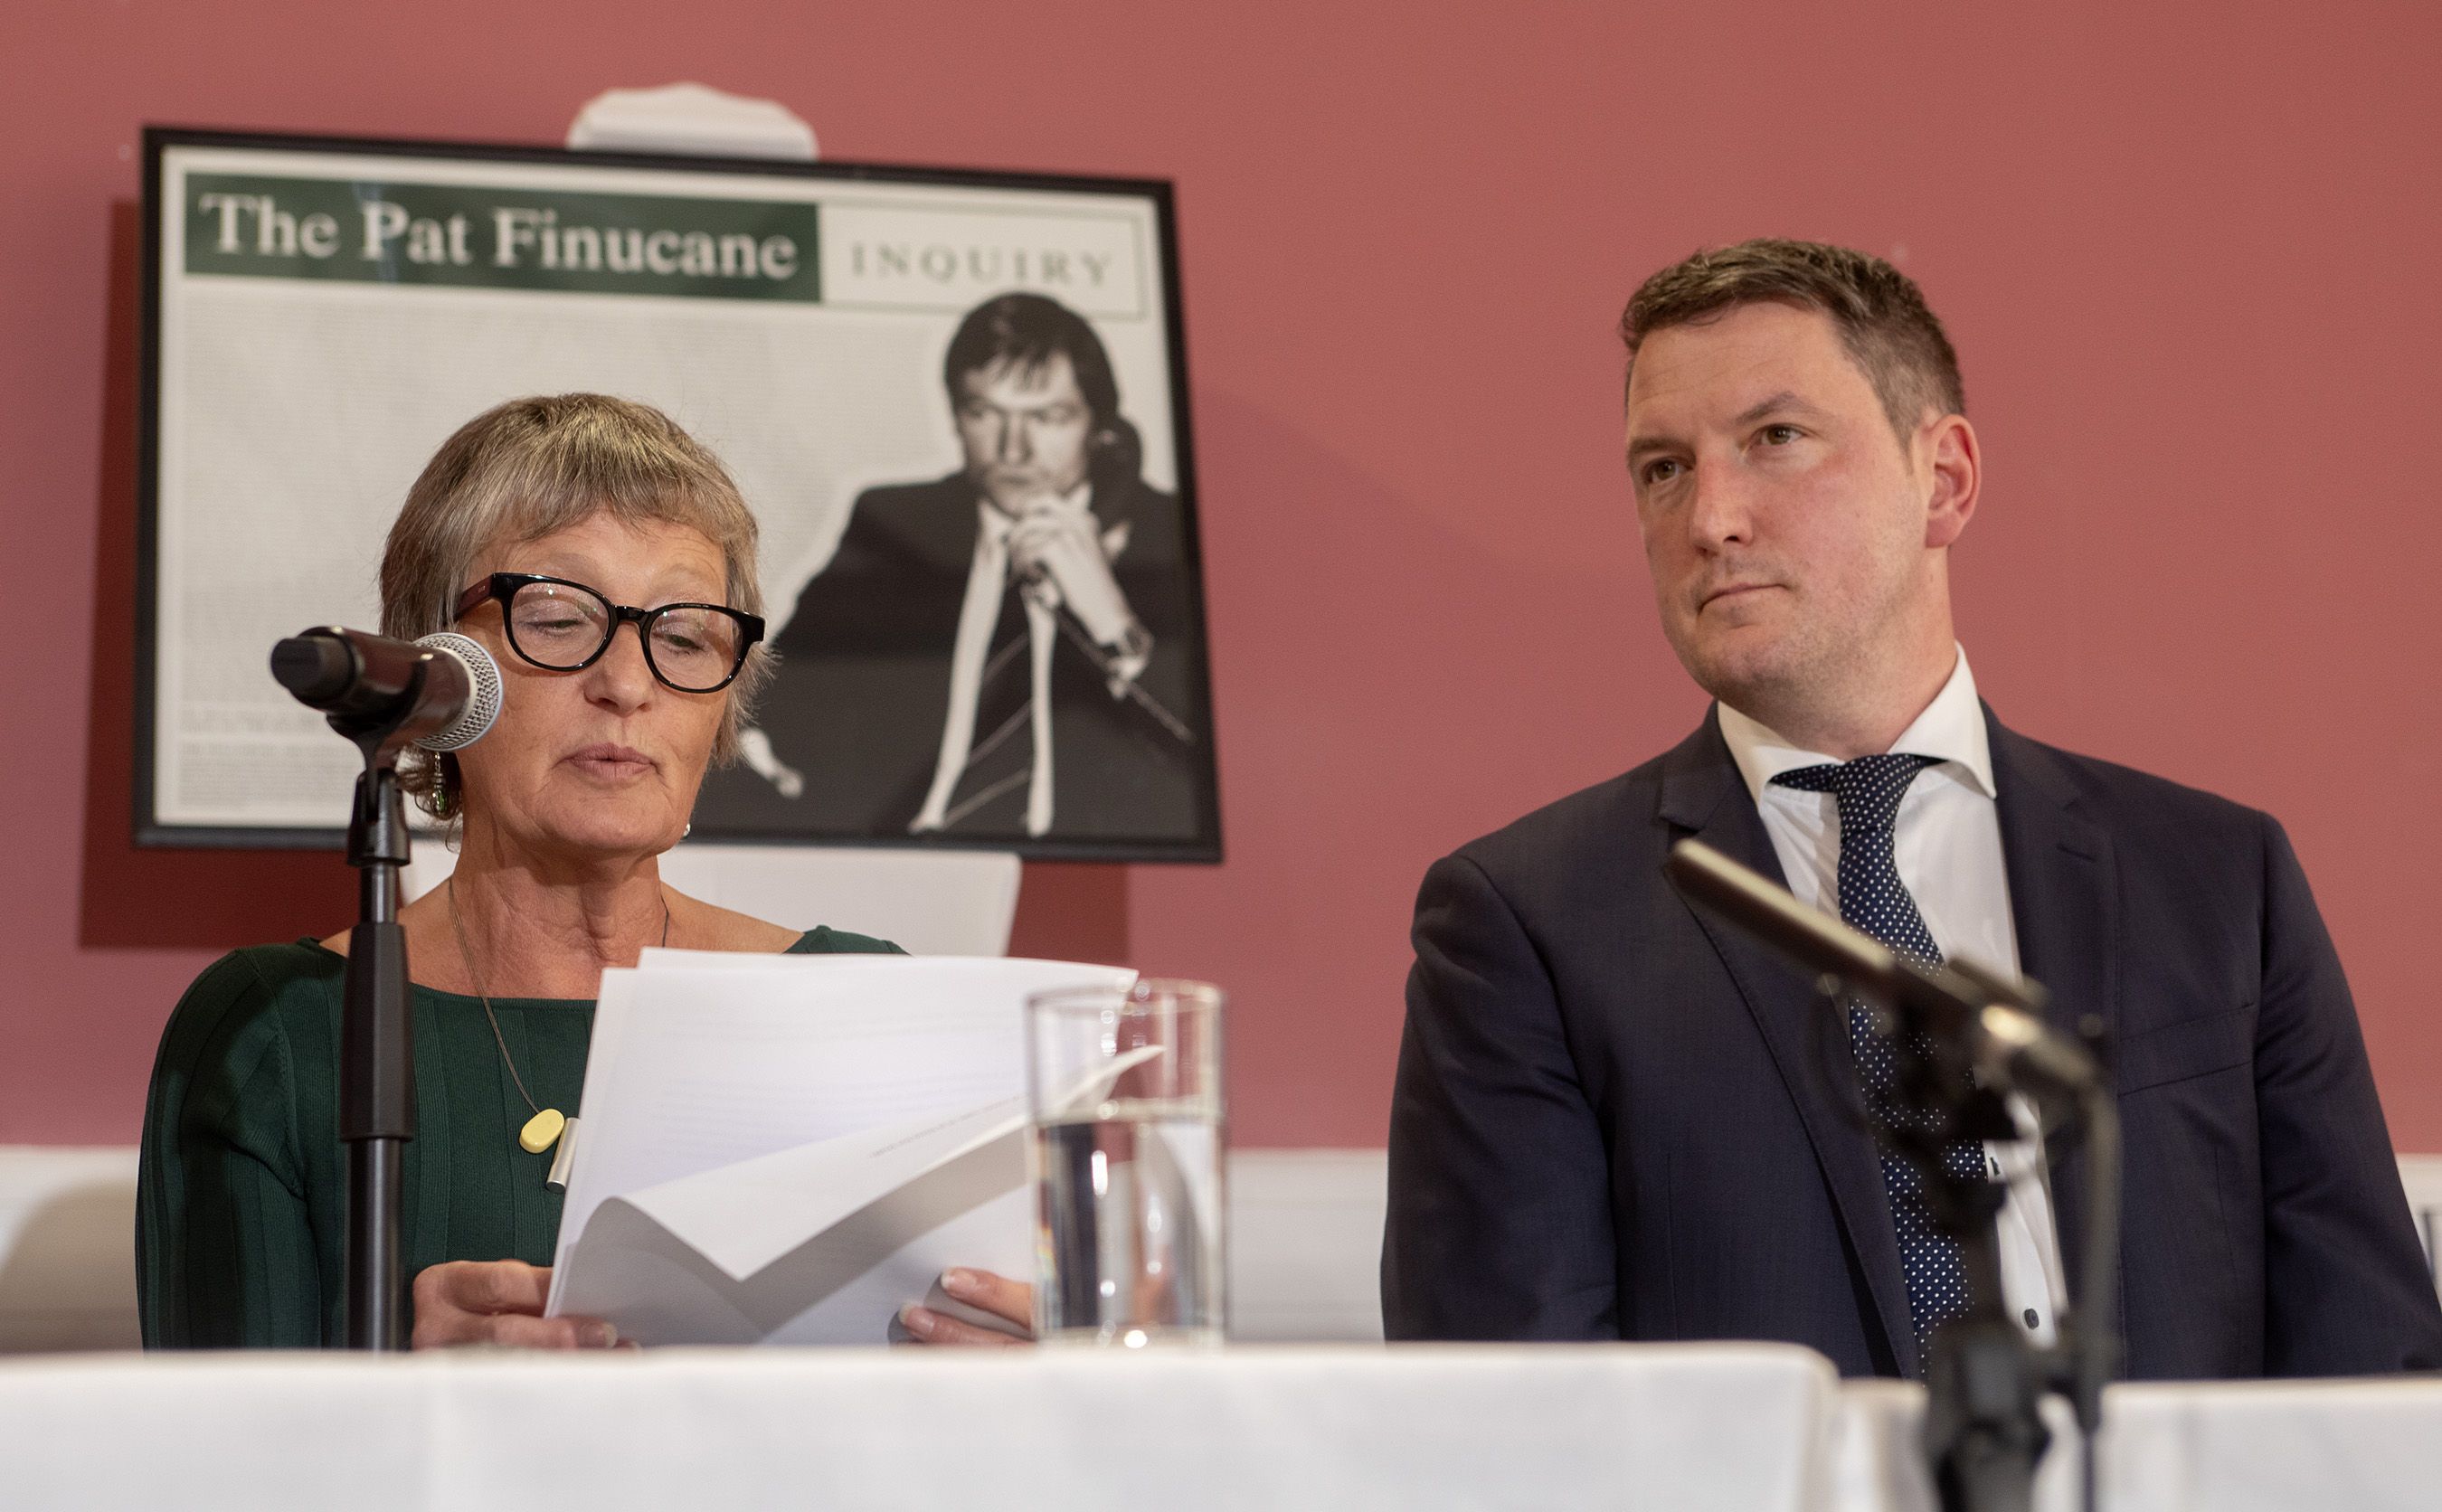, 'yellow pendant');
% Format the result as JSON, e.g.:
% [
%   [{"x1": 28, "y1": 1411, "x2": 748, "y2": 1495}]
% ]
[{"x1": 519, "y1": 1108, "x2": 567, "y2": 1155}]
